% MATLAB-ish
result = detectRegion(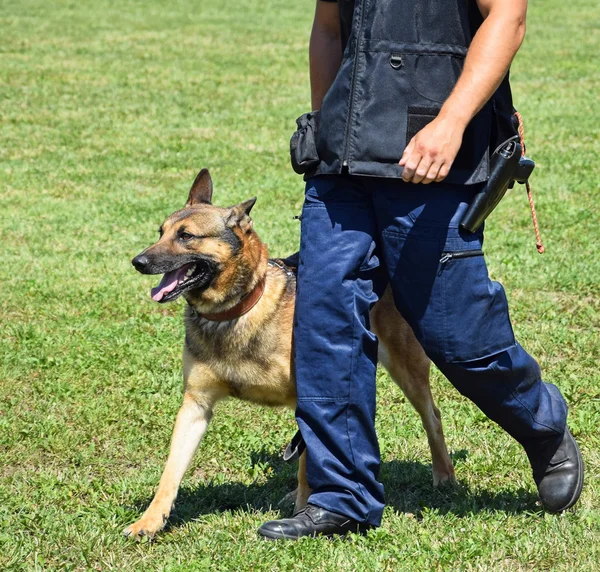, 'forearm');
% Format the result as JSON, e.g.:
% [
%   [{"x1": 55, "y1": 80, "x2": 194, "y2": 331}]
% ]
[
  {"x1": 439, "y1": 2, "x2": 527, "y2": 127},
  {"x1": 400, "y1": 1, "x2": 527, "y2": 184},
  {"x1": 309, "y1": 7, "x2": 342, "y2": 110}
]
